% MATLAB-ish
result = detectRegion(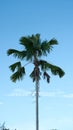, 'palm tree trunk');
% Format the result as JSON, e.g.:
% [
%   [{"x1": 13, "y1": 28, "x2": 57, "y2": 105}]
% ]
[
  {"x1": 36, "y1": 77, "x2": 39, "y2": 130},
  {"x1": 34, "y1": 55, "x2": 39, "y2": 130}
]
